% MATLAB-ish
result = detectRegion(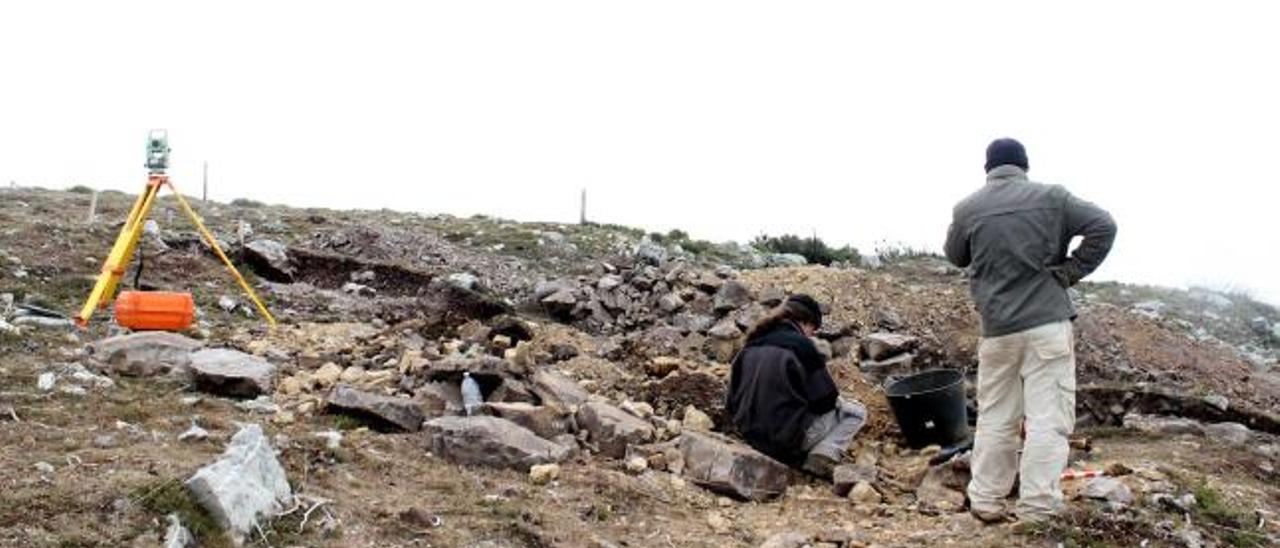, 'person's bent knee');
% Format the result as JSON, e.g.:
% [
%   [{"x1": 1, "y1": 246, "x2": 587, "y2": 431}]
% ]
[{"x1": 838, "y1": 400, "x2": 867, "y2": 420}]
